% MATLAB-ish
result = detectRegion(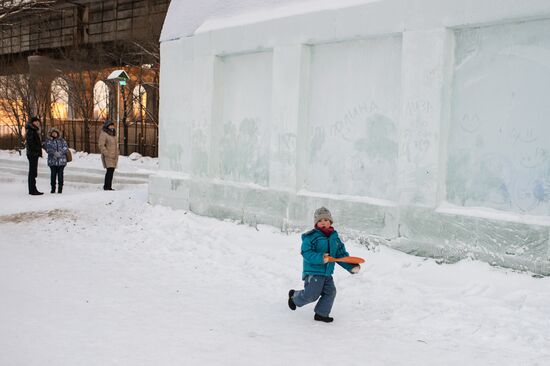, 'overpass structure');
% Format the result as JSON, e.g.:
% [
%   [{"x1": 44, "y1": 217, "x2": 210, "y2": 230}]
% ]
[{"x1": 1, "y1": 0, "x2": 170, "y2": 72}]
